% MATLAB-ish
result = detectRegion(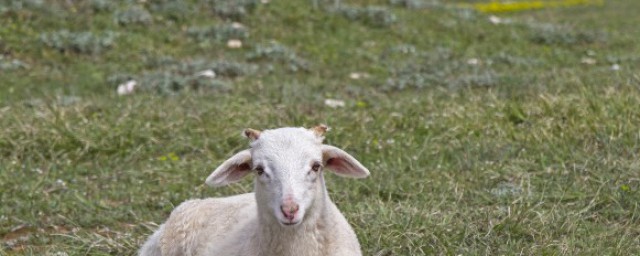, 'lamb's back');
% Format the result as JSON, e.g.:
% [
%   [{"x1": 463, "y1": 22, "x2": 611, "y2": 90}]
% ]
[{"x1": 160, "y1": 193, "x2": 257, "y2": 255}]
